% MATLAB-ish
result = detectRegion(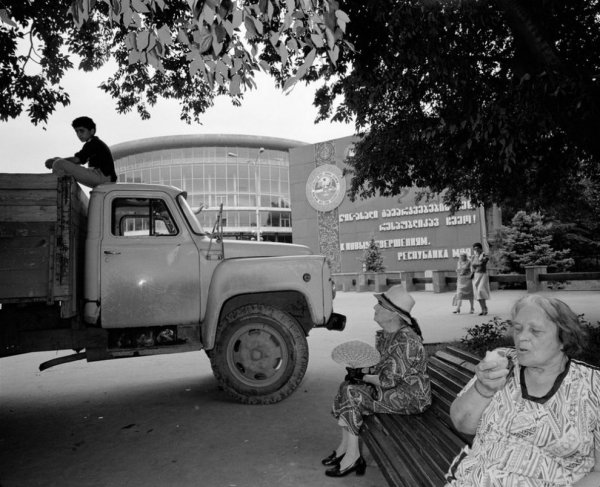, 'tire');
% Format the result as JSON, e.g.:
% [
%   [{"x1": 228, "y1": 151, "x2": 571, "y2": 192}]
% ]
[{"x1": 208, "y1": 304, "x2": 309, "y2": 404}]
